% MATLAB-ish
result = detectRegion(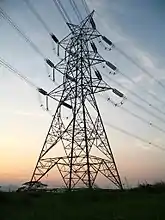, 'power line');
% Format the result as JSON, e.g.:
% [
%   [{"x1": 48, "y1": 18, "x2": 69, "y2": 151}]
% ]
[
  {"x1": 0, "y1": 57, "x2": 55, "y2": 115},
  {"x1": 23, "y1": 0, "x2": 52, "y2": 34},
  {"x1": 52, "y1": 0, "x2": 72, "y2": 24},
  {"x1": 105, "y1": 121, "x2": 165, "y2": 152},
  {"x1": 0, "y1": 56, "x2": 37, "y2": 89},
  {"x1": 81, "y1": 0, "x2": 90, "y2": 15},
  {"x1": 99, "y1": 38, "x2": 165, "y2": 106},
  {"x1": 0, "y1": 6, "x2": 58, "y2": 81},
  {"x1": 52, "y1": 0, "x2": 68, "y2": 23},
  {"x1": 115, "y1": 46, "x2": 165, "y2": 91},
  {"x1": 96, "y1": 22, "x2": 165, "y2": 95},
  {"x1": 72, "y1": 0, "x2": 83, "y2": 20},
  {"x1": 99, "y1": 51, "x2": 165, "y2": 116},
  {"x1": 23, "y1": 0, "x2": 65, "y2": 78},
  {"x1": 57, "y1": 0, "x2": 72, "y2": 23},
  {"x1": 102, "y1": 72, "x2": 165, "y2": 124},
  {"x1": 0, "y1": 7, "x2": 45, "y2": 59},
  {"x1": 117, "y1": 70, "x2": 165, "y2": 117},
  {"x1": 101, "y1": 92, "x2": 165, "y2": 135},
  {"x1": 128, "y1": 97, "x2": 165, "y2": 125},
  {"x1": 121, "y1": 106, "x2": 165, "y2": 134},
  {"x1": 118, "y1": 69, "x2": 165, "y2": 107},
  {"x1": 69, "y1": 0, "x2": 80, "y2": 22},
  {"x1": 98, "y1": 39, "x2": 165, "y2": 106},
  {"x1": 69, "y1": 0, "x2": 82, "y2": 22}
]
